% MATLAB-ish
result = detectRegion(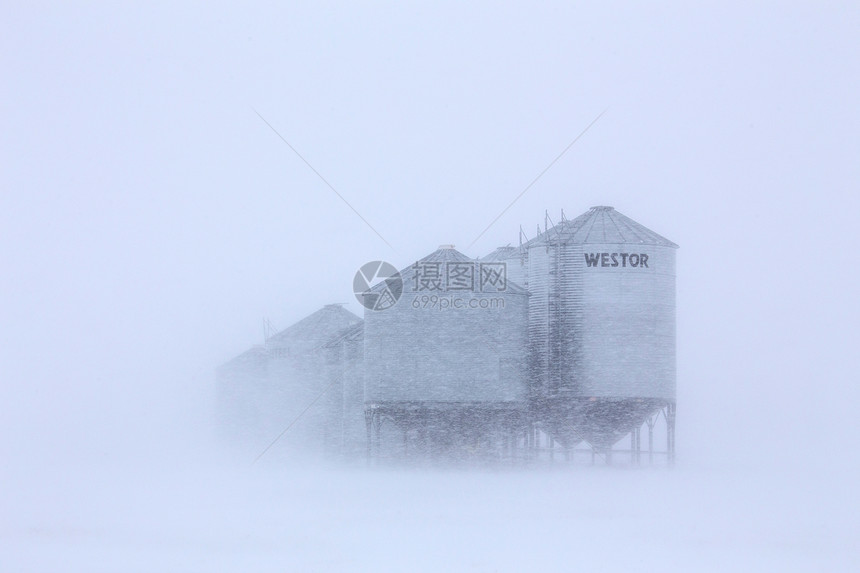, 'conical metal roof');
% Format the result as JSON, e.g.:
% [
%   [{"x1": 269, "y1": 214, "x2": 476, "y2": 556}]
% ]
[
  {"x1": 321, "y1": 320, "x2": 364, "y2": 348},
  {"x1": 480, "y1": 245, "x2": 523, "y2": 261},
  {"x1": 217, "y1": 344, "x2": 268, "y2": 373},
  {"x1": 370, "y1": 245, "x2": 528, "y2": 294},
  {"x1": 401, "y1": 246, "x2": 527, "y2": 294},
  {"x1": 416, "y1": 245, "x2": 475, "y2": 264},
  {"x1": 533, "y1": 206, "x2": 678, "y2": 248},
  {"x1": 266, "y1": 304, "x2": 362, "y2": 349}
]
